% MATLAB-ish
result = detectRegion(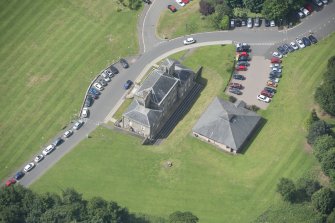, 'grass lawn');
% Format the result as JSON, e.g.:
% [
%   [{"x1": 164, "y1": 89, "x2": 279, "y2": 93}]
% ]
[
  {"x1": 0, "y1": 0, "x2": 140, "y2": 179},
  {"x1": 157, "y1": 0, "x2": 215, "y2": 39},
  {"x1": 31, "y1": 33, "x2": 335, "y2": 222}
]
